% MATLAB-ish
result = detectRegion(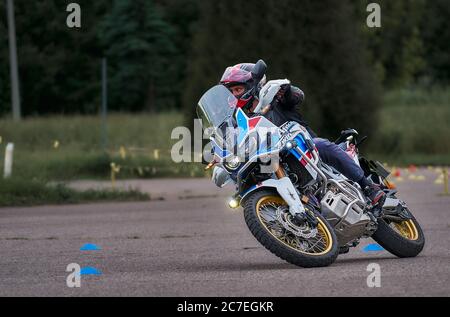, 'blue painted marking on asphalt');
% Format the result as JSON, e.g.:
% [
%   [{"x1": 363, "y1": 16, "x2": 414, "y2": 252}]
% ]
[
  {"x1": 80, "y1": 243, "x2": 101, "y2": 251},
  {"x1": 80, "y1": 267, "x2": 102, "y2": 276},
  {"x1": 362, "y1": 244, "x2": 385, "y2": 252}
]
